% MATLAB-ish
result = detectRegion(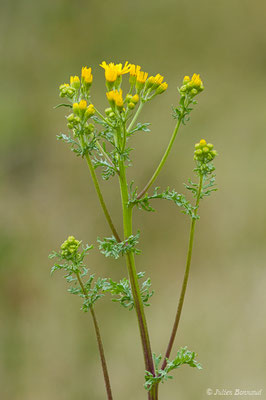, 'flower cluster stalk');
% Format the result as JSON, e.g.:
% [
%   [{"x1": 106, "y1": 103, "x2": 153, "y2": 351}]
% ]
[
  {"x1": 161, "y1": 174, "x2": 203, "y2": 370},
  {"x1": 137, "y1": 118, "x2": 182, "y2": 199}
]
